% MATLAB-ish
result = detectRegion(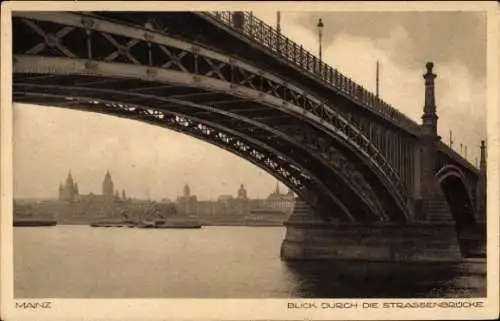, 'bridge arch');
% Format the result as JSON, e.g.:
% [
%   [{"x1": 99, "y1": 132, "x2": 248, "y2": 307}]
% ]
[
  {"x1": 13, "y1": 11, "x2": 413, "y2": 223},
  {"x1": 435, "y1": 165, "x2": 476, "y2": 231},
  {"x1": 16, "y1": 90, "x2": 386, "y2": 223},
  {"x1": 19, "y1": 97, "x2": 363, "y2": 219}
]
